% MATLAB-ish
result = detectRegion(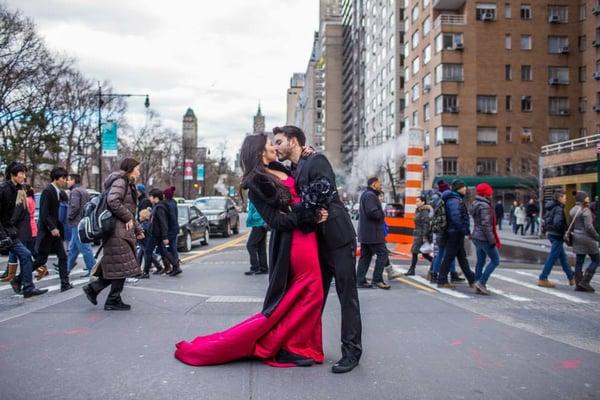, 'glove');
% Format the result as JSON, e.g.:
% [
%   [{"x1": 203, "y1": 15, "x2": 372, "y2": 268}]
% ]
[{"x1": 0, "y1": 237, "x2": 13, "y2": 251}]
